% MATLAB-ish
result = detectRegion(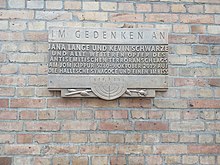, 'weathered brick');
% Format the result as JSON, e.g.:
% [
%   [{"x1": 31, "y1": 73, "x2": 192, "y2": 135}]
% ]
[
  {"x1": 36, "y1": 11, "x2": 72, "y2": 20},
  {"x1": 110, "y1": 13, "x2": 144, "y2": 22},
  {"x1": 62, "y1": 121, "x2": 96, "y2": 130},
  {"x1": 170, "y1": 121, "x2": 205, "y2": 131},
  {"x1": 44, "y1": 145, "x2": 78, "y2": 155},
  {"x1": 171, "y1": 4, "x2": 186, "y2": 12},
  {"x1": 9, "y1": 20, "x2": 26, "y2": 31},
  {"x1": 95, "y1": 110, "x2": 112, "y2": 119},
  {"x1": 153, "y1": 4, "x2": 170, "y2": 12},
  {"x1": 146, "y1": 156, "x2": 163, "y2": 165},
  {"x1": 0, "y1": 10, "x2": 34, "y2": 19},
  {"x1": 211, "y1": 46, "x2": 220, "y2": 55},
  {"x1": 183, "y1": 156, "x2": 199, "y2": 164},
  {"x1": 125, "y1": 134, "x2": 142, "y2": 143},
  {"x1": 83, "y1": 2, "x2": 99, "y2": 11},
  {"x1": 189, "y1": 100, "x2": 220, "y2": 109},
  {"x1": 72, "y1": 156, "x2": 88, "y2": 165},
  {"x1": 101, "y1": 2, "x2": 117, "y2": 11},
  {"x1": 200, "y1": 156, "x2": 216, "y2": 165},
  {"x1": 0, "y1": 122, "x2": 22, "y2": 131},
  {"x1": 52, "y1": 156, "x2": 69, "y2": 165},
  {"x1": 154, "y1": 145, "x2": 187, "y2": 154},
  {"x1": 0, "y1": 20, "x2": 8, "y2": 30},
  {"x1": 75, "y1": 12, "x2": 108, "y2": 21},
  {"x1": 19, "y1": 111, "x2": 37, "y2": 120},
  {"x1": 148, "y1": 110, "x2": 163, "y2": 119},
  {"x1": 17, "y1": 87, "x2": 35, "y2": 97},
  {"x1": 162, "y1": 133, "x2": 179, "y2": 142},
  {"x1": 46, "y1": 1, "x2": 62, "y2": 9},
  {"x1": 113, "y1": 110, "x2": 128, "y2": 119},
  {"x1": 109, "y1": 134, "x2": 124, "y2": 143},
  {"x1": 64, "y1": 1, "x2": 81, "y2": 10},
  {"x1": 118, "y1": 3, "x2": 134, "y2": 11},
  {"x1": 143, "y1": 134, "x2": 160, "y2": 143},
  {"x1": 11, "y1": 98, "x2": 45, "y2": 108},
  {"x1": 56, "y1": 110, "x2": 75, "y2": 120},
  {"x1": 47, "y1": 98, "x2": 81, "y2": 108},
  {"x1": 119, "y1": 98, "x2": 151, "y2": 108},
  {"x1": 0, "y1": 134, "x2": 14, "y2": 144},
  {"x1": 131, "y1": 110, "x2": 146, "y2": 119},
  {"x1": 188, "y1": 145, "x2": 220, "y2": 154},
  {"x1": 180, "y1": 134, "x2": 197, "y2": 143},
  {"x1": 110, "y1": 156, "x2": 126, "y2": 165},
  {"x1": 70, "y1": 133, "x2": 87, "y2": 143},
  {"x1": 38, "y1": 110, "x2": 56, "y2": 120},
  {"x1": 180, "y1": 14, "x2": 214, "y2": 24},
  {"x1": 80, "y1": 146, "x2": 116, "y2": 154},
  {"x1": 33, "y1": 134, "x2": 51, "y2": 144},
  {"x1": 83, "y1": 98, "x2": 117, "y2": 108},
  {"x1": 147, "y1": 14, "x2": 178, "y2": 22},
  {"x1": 165, "y1": 156, "x2": 181, "y2": 164},
  {"x1": 129, "y1": 156, "x2": 144, "y2": 165},
  {"x1": 191, "y1": 25, "x2": 206, "y2": 34},
  {"x1": 0, "y1": 111, "x2": 17, "y2": 120},
  {"x1": 169, "y1": 34, "x2": 197, "y2": 44},
  {"x1": 193, "y1": 45, "x2": 209, "y2": 54},
  {"x1": 118, "y1": 145, "x2": 151, "y2": 154},
  {"x1": 199, "y1": 134, "x2": 214, "y2": 144},
  {"x1": 90, "y1": 133, "x2": 107, "y2": 143},
  {"x1": 76, "y1": 110, "x2": 93, "y2": 119},
  {"x1": 0, "y1": 32, "x2": 23, "y2": 41},
  {"x1": 199, "y1": 36, "x2": 220, "y2": 44},
  {"x1": 4, "y1": 145, "x2": 41, "y2": 155},
  {"x1": 173, "y1": 24, "x2": 189, "y2": 33},
  {"x1": 25, "y1": 121, "x2": 60, "y2": 131},
  {"x1": 135, "y1": 121, "x2": 168, "y2": 131},
  {"x1": 154, "y1": 99, "x2": 187, "y2": 108},
  {"x1": 0, "y1": 0, "x2": 6, "y2": 8},
  {"x1": 17, "y1": 134, "x2": 33, "y2": 144},
  {"x1": 0, "y1": 157, "x2": 12, "y2": 165},
  {"x1": 99, "y1": 121, "x2": 132, "y2": 130}
]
